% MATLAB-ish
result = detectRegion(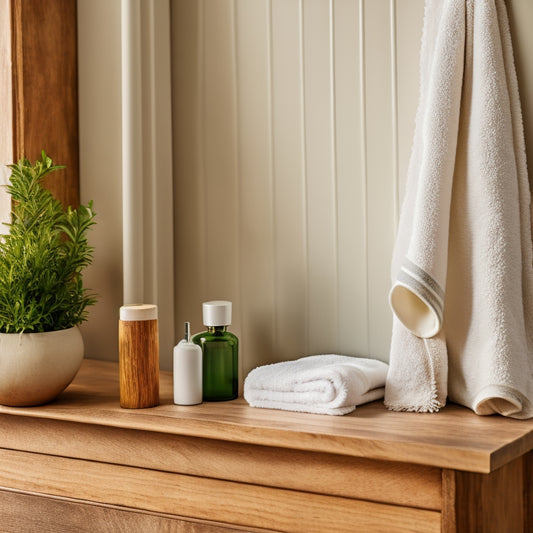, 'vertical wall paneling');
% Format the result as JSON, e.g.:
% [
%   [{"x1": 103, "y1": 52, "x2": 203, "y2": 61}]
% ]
[
  {"x1": 362, "y1": 0, "x2": 395, "y2": 360},
  {"x1": 171, "y1": 0, "x2": 402, "y2": 370},
  {"x1": 395, "y1": 0, "x2": 425, "y2": 206},
  {"x1": 335, "y1": 0, "x2": 368, "y2": 356},
  {"x1": 234, "y1": 0, "x2": 276, "y2": 374},
  {"x1": 329, "y1": 0, "x2": 340, "y2": 348},
  {"x1": 202, "y1": 1, "x2": 240, "y2": 305},
  {"x1": 271, "y1": 0, "x2": 308, "y2": 362},
  {"x1": 390, "y1": 0, "x2": 399, "y2": 230},
  {"x1": 358, "y1": 0, "x2": 371, "y2": 357},
  {"x1": 174, "y1": 0, "x2": 242, "y2": 347},
  {"x1": 172, "y1": 0, "x2": 206, "y2": 338},
  {"x1": 302, "y1": 0, "x2": 339, "y2": 354}
]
